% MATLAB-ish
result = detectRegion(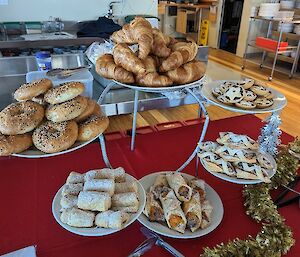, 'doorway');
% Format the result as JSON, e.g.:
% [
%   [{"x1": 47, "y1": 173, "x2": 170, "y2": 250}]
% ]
[{"x1": 219, "y1": 0, "x2": 244, "y2": 54}]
